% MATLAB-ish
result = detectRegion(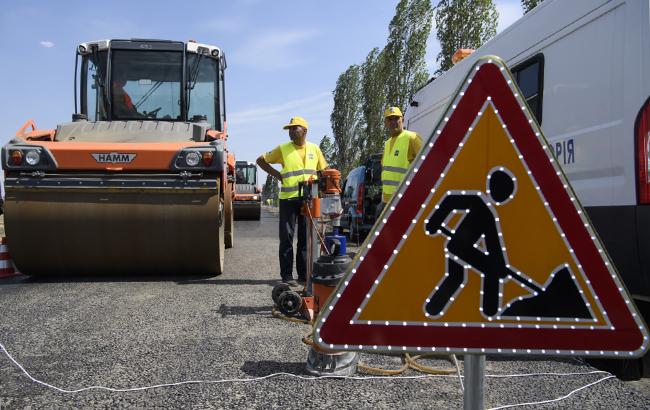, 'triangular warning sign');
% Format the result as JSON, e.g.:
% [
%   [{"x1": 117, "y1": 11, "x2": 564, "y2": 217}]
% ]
[{"x1": 315, "y1": 57, "x2": 648, "y2": 357}]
